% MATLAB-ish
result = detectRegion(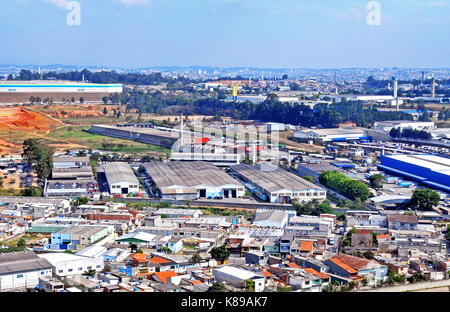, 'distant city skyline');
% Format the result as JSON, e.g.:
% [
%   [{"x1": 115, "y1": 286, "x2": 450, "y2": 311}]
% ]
[{"x1": 1, "y1": 0, "x2": 449, "y2": 68}]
